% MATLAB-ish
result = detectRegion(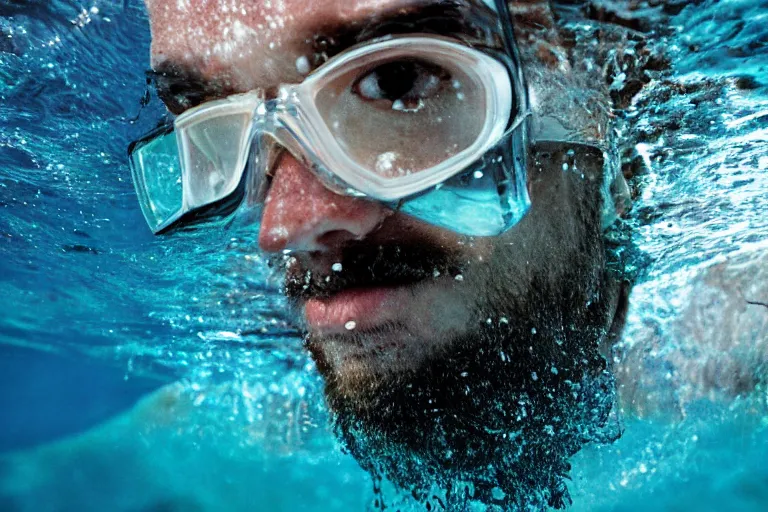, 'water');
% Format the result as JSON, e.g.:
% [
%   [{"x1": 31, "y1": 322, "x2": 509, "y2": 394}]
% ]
[{"x1": 0, "y1": 0, "x2": 766, "y2": 510}]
